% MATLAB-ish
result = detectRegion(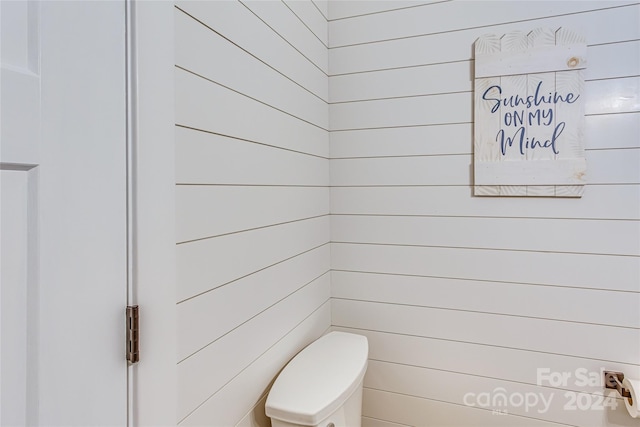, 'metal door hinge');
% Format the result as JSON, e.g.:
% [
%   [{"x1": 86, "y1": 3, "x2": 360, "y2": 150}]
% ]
[{"x1": 126, "y1": 305, "x2": 139, "y2": 364}]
